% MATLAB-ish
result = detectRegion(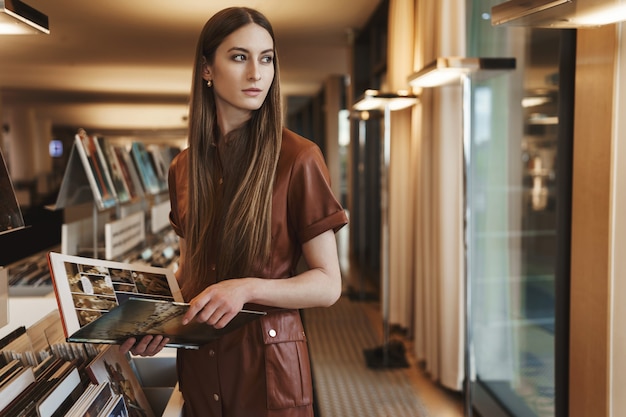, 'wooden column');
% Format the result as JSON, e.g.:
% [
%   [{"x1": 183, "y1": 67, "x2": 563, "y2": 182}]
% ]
[{"x1": 569, "y1": 24, "x2": 617, "y2": 417}]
